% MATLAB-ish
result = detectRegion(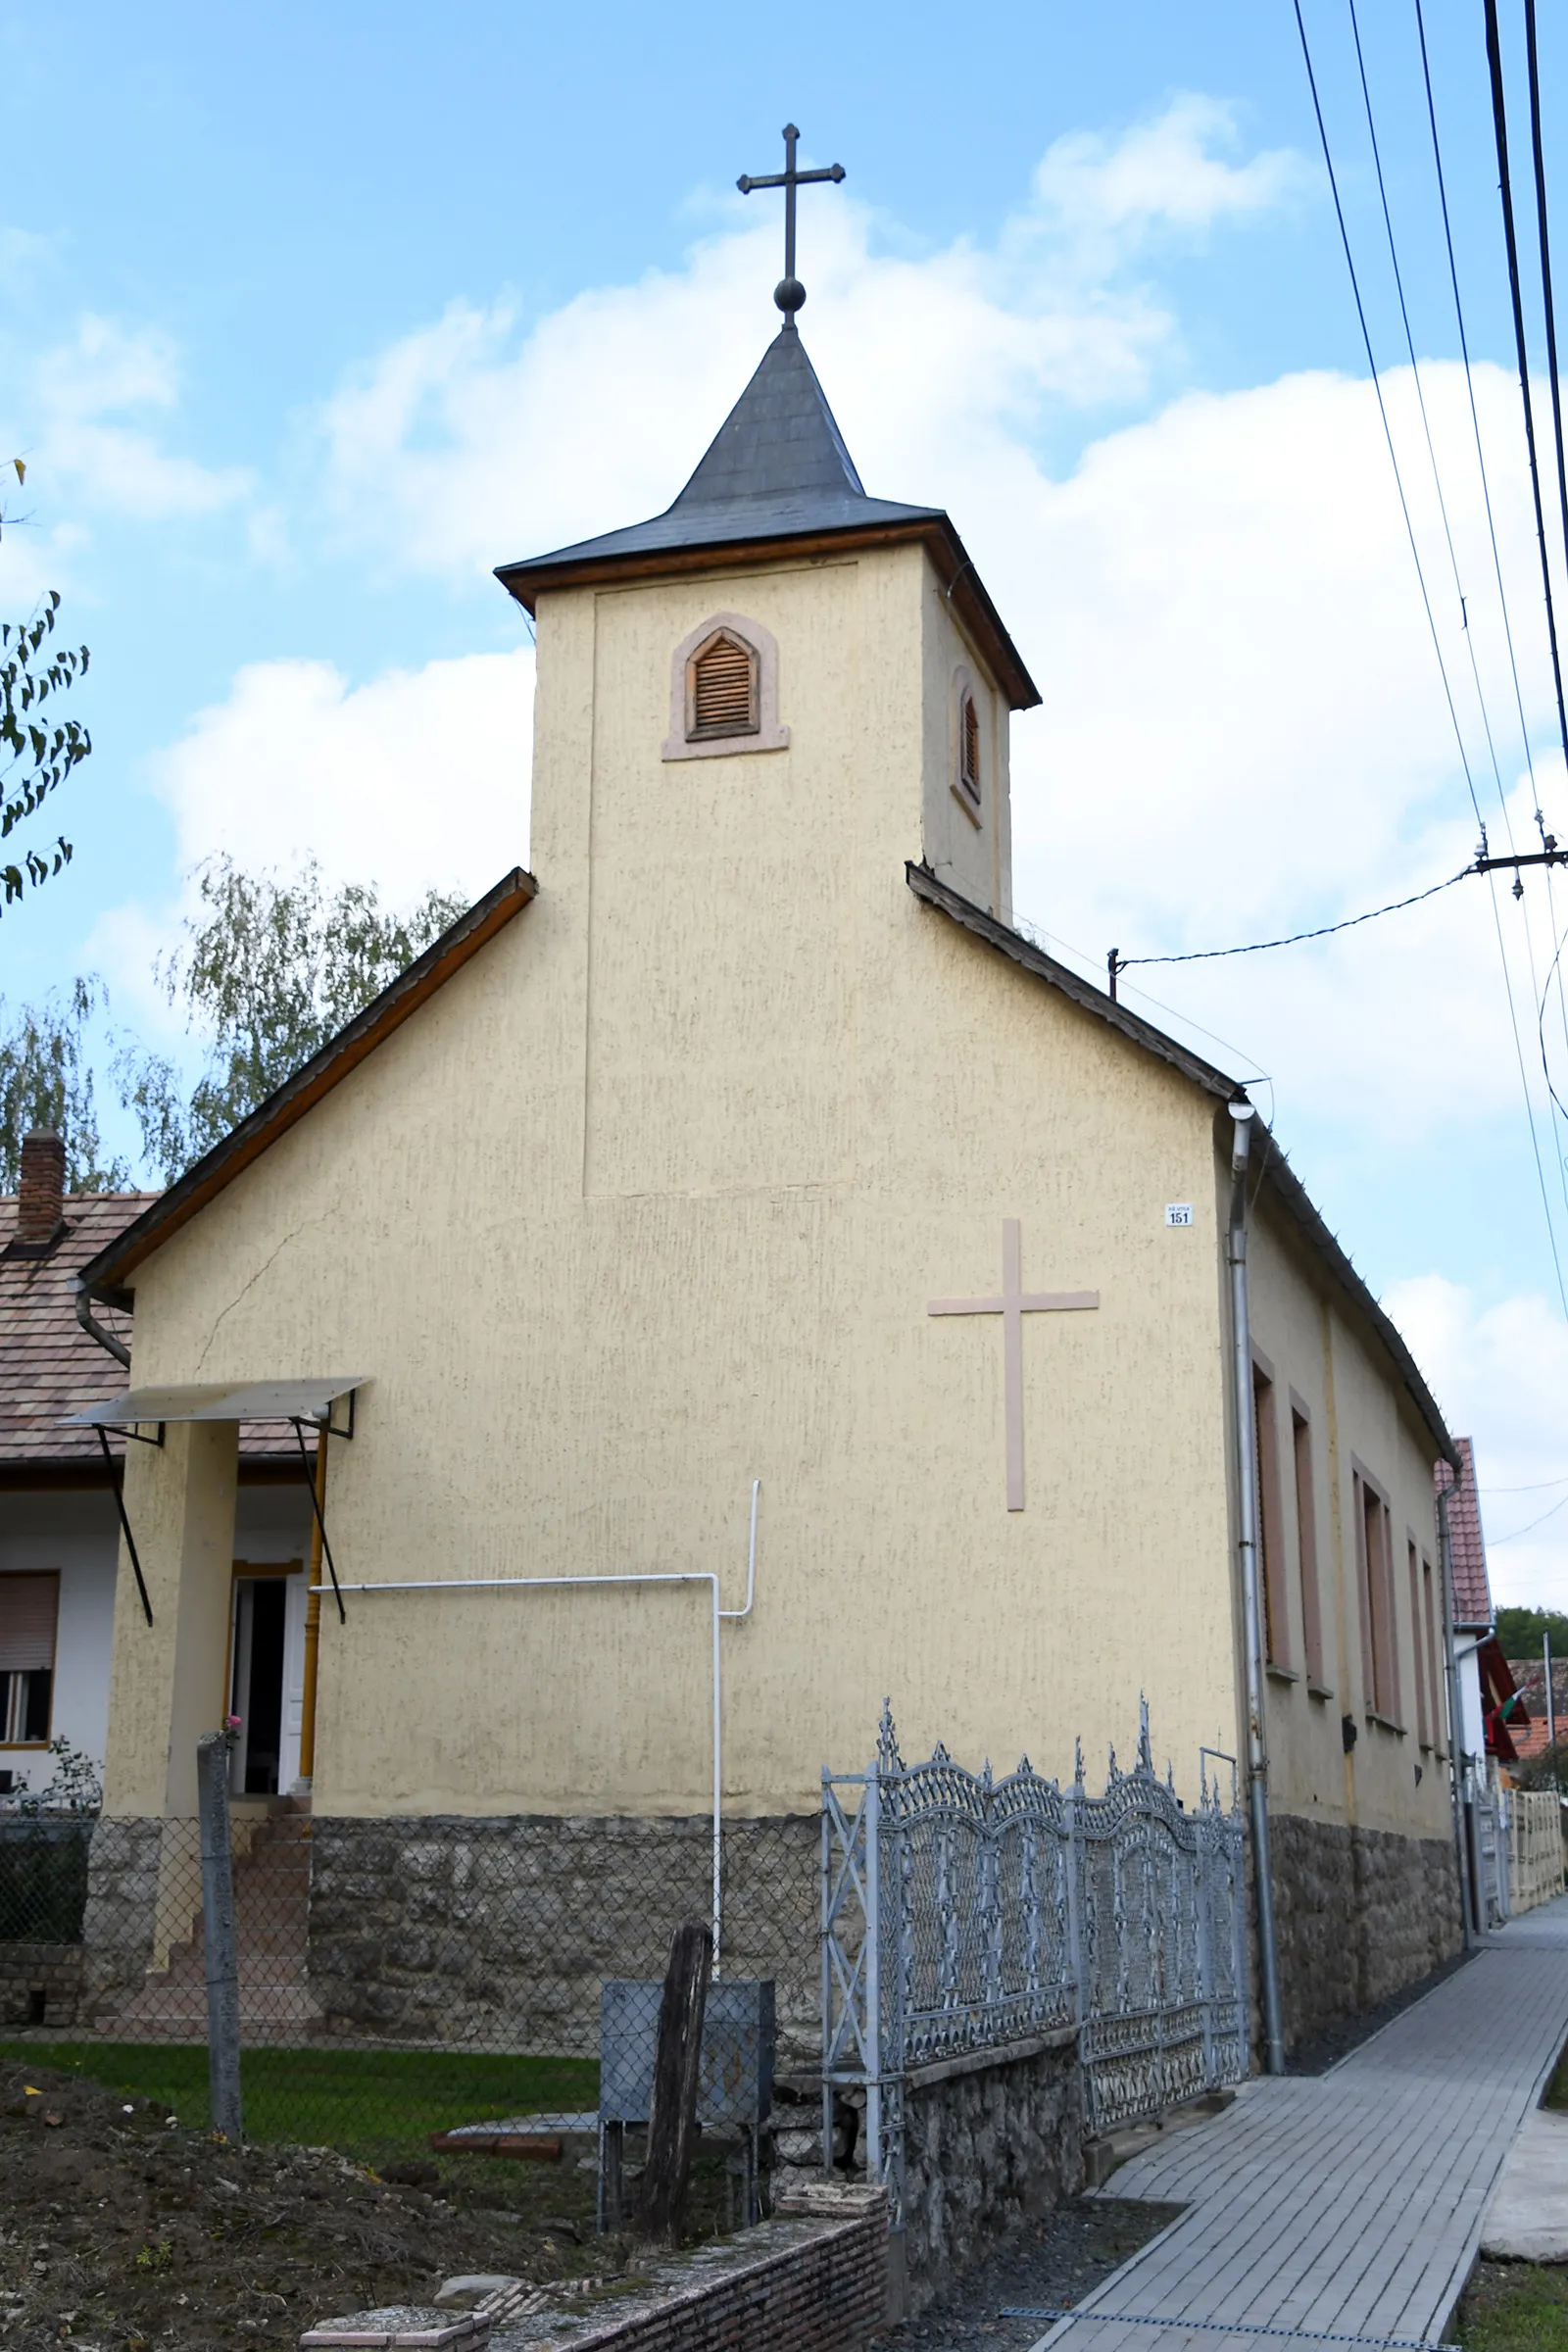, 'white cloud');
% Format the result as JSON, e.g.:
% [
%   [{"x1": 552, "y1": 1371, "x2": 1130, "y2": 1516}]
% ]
[
  {"x1": 1028, "y1": 94, "x2": 1305, "y2": 254},
  {"x1": 1383, "y1": 1275, "x2": 1568, "y2": 1611},
  {"x1": 13, "y1": 317, "x2": 249, "y2": 526},
  {"x1": 92, "y1": 647, "x2": 535, "y2": 1016},
  {"x1": 316, "y1": 96, "x2": 1299, "y2": 587},
  {"x1": 103, "y1": 94, "x2": 1568, "y2": 1533}
]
